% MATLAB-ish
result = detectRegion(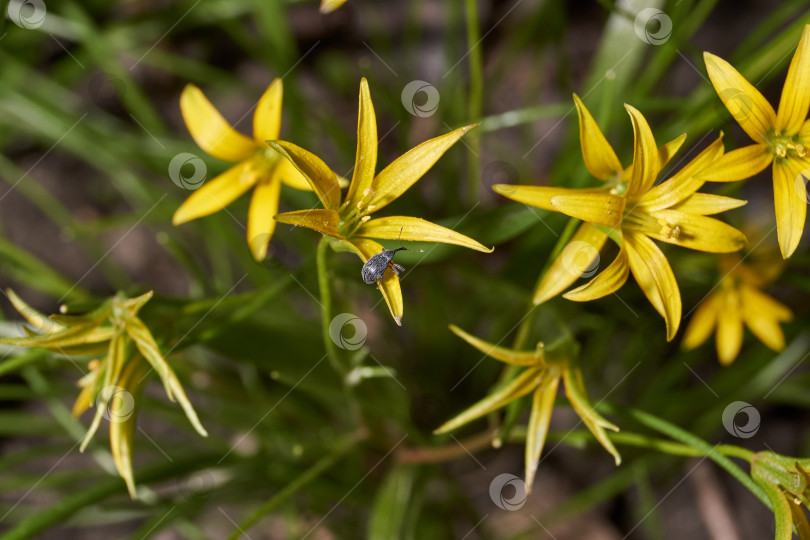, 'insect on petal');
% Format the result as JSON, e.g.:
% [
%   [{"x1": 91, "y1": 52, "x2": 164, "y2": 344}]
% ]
[{"x1": 345, "y1": 238, "x2": 405, "y2": 325}]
